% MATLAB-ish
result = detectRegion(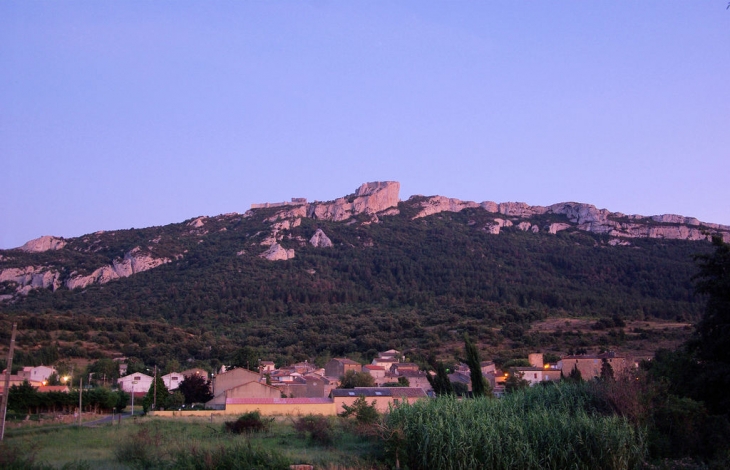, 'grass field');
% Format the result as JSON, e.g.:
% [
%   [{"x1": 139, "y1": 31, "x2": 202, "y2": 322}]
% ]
[{"x1": 1, "y1": 414, "x2": 383, "y2": 469}]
